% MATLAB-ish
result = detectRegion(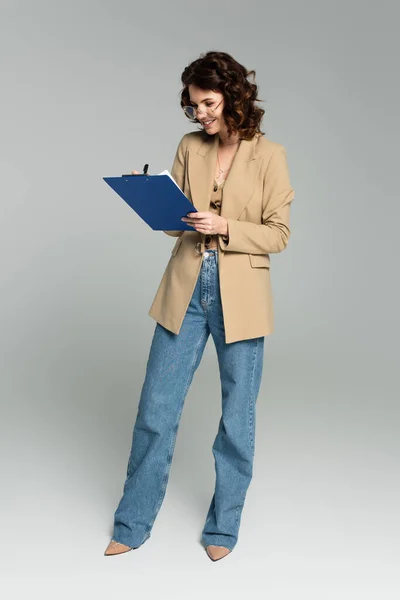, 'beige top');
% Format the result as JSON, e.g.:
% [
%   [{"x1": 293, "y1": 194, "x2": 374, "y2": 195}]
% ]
[{"x1": 204, "y1": 179, "x2": 226, "y2": 250}]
